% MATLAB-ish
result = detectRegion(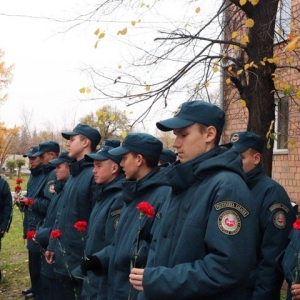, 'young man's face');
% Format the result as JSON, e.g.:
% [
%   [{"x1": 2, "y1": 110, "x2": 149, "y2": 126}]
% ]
[
  {"x1": 240, "y1": 148, "x2": 261, "y2": 174},
  {"x1": 55, "y1": 162, "x2": 69, "y2": 181},
  {"x1": 172, "y1": 123, "x2": 209, "y2": 163},
  {"x1": 120, "y1": 152, "x2": 139, "y2": 180},
  {"x1": 40, "y1": 152, "x2": 54, "y2": 165},
  {"x1": 28, "y1": 156, "x2": 42, "y2": 168},
  {"x1": 92, "y1": 159, "x2": 116, "y2": 185},
  {"x1": 66, "y1": 135, "x2": 86, "y2": 159}
]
